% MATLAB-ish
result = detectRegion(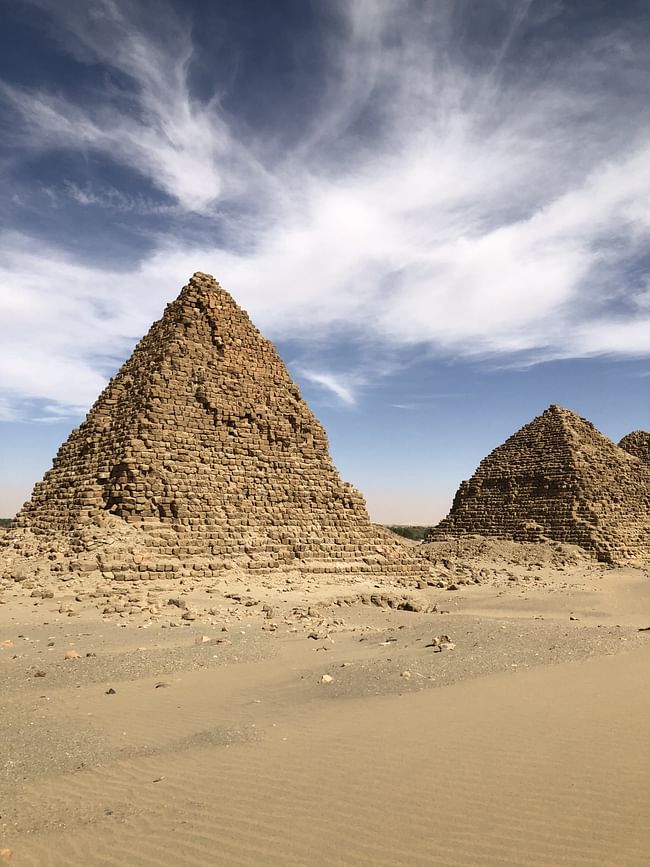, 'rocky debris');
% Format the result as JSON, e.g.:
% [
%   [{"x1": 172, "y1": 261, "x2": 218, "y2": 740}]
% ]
[
  {"x1": 168, "y1": 598, "x2": 187, "y2": 609},
  {"x1": 2, "y1": 272, "x2": 436, "y2": 592},
  {"x1": 421, "y1": 534, "x2": 589, "y2": 577},
  {"x1": 332, "y1": 592, "x2": 437, "y2": 611},
  {"x1": 426, "y1": 405, "x2": 650, "y2": 564},
  {"x1": 428, "y1": 635, "x2": 456, "y2": 651}
]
